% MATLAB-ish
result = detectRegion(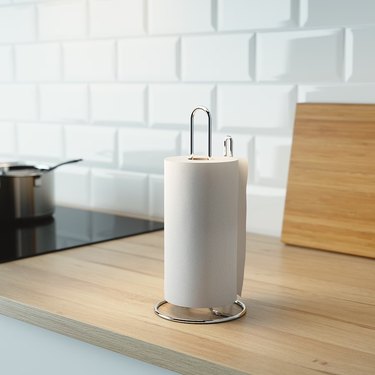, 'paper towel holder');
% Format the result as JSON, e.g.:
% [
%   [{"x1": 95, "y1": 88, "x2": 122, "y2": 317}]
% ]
[
  {"x1": 189, "y1": 106, "x2": 212, "y2": 160},
  {"x1": 154, "y1": 108, "x2": 247, "y2": 324}
]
